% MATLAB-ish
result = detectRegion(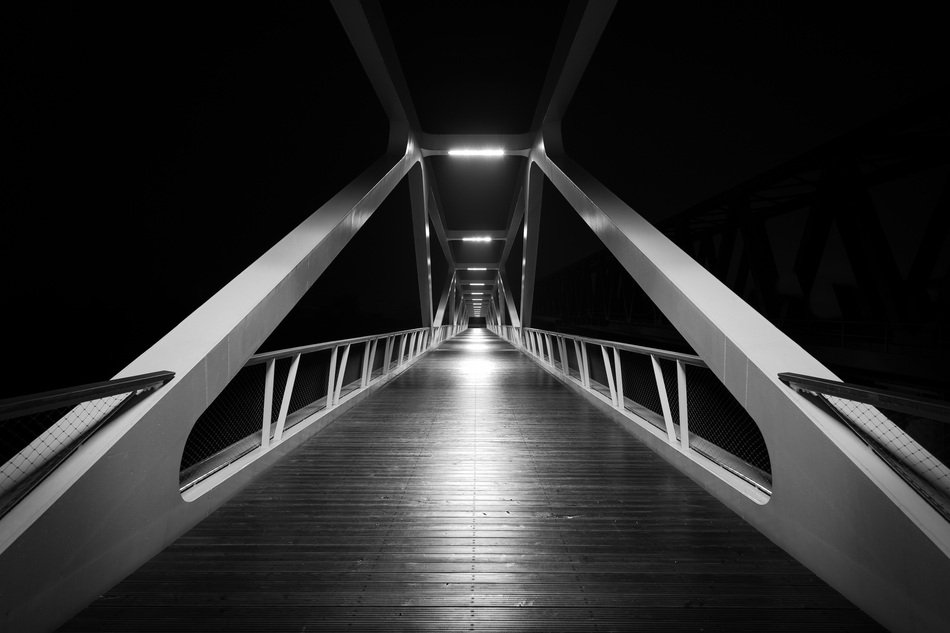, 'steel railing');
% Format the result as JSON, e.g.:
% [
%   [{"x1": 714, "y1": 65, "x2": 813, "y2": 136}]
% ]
[
  {"x1": 491, "y1": 324, "x2": 772, "y2": 494},
  {"x1": 780, "y1": 372, "x2": 950, "y2": 519},
  {"x1": 0, "y1": 371, "x2": 174, "y2": 517},
  {"x1": 179, "y1": 324, "x2": 461, "y2": 491}
]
